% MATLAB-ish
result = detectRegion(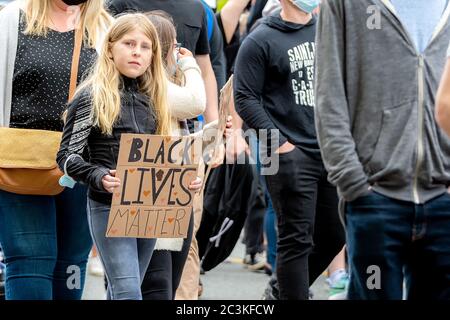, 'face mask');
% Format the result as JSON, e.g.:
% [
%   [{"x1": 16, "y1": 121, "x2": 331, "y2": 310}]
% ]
[
  {"x1": 291, "y1": 0, "x2": 319, "y2": 14},
  {"x1": 62, "y1": 0, "x2": 89, "y2": 5}
]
